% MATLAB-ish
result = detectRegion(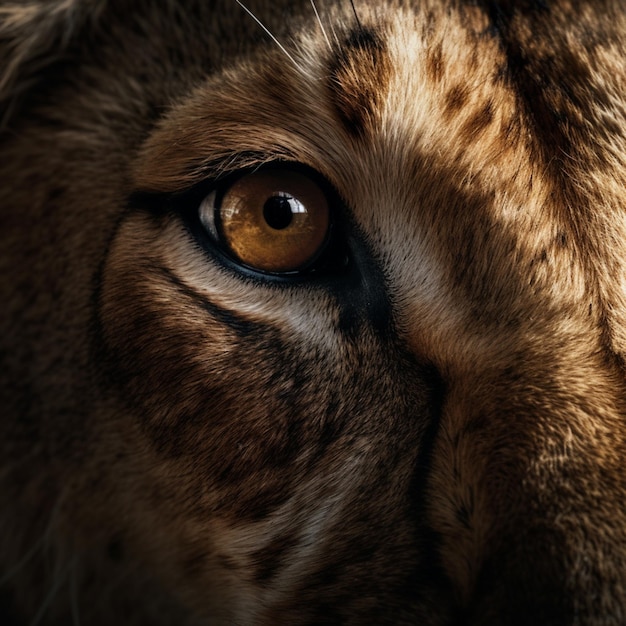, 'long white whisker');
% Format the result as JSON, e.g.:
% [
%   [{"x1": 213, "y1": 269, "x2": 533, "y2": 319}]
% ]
[
  {"x1": 325, "y1": 10, "x2": 340, "y2": 48},
  {"x1": 309, "y1": 0, "x2": 332, "y2": 51},
  {"x1": 234, "y1": 0, "x2": 302, "y2": 72}
]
